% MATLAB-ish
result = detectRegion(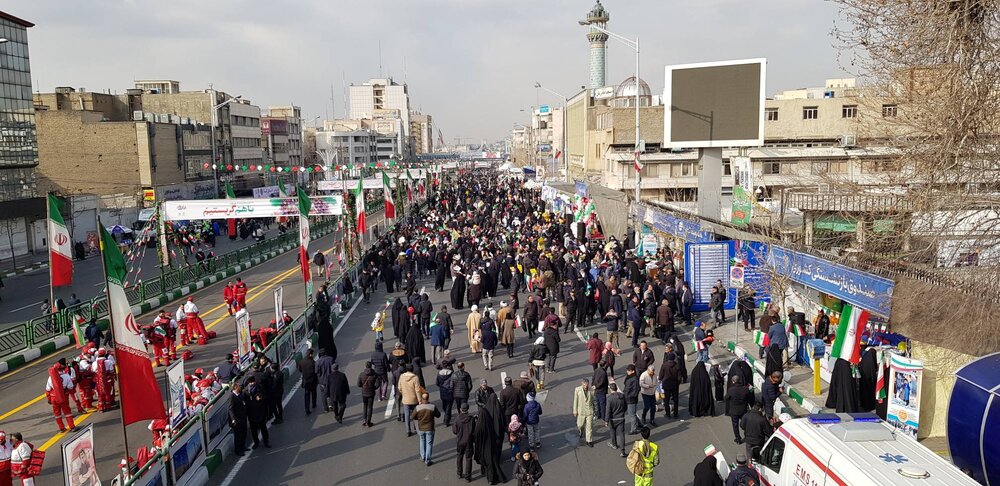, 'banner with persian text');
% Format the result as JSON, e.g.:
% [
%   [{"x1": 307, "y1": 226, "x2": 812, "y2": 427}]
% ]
[{"x1": 161, "y1": 196, "x2": 343, "y2": 220}]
